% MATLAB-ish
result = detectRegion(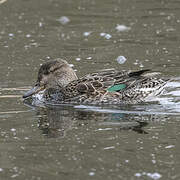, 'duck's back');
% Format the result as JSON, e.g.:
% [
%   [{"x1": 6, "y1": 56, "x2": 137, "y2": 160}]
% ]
[{"x1": 45, "y1": 69, "x2": 168, "y2": 104}]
